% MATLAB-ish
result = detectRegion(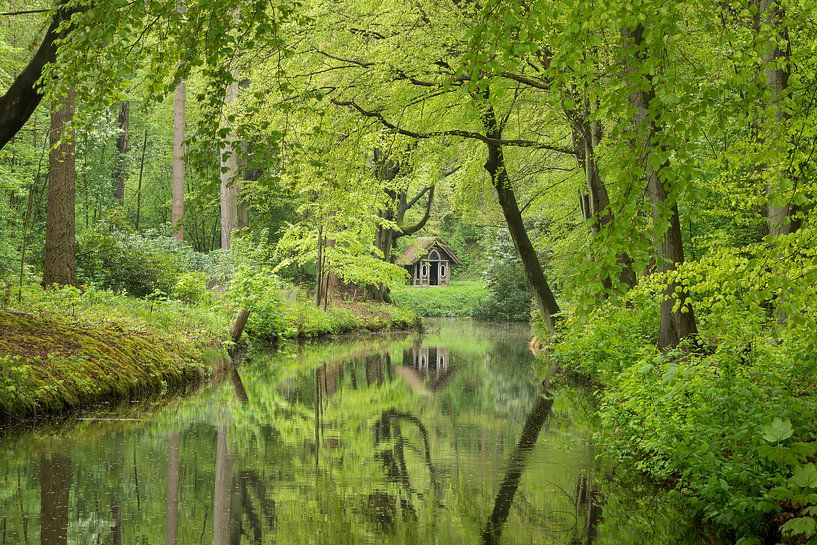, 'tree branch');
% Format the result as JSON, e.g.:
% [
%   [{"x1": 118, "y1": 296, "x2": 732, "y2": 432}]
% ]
[
  {"x1": 0, "y1": 7, "x2": 64, "y2": 150},
  {"x1": 398, "y1": 185, "x2": 435, "y2": 238},
  {"x1": 331, "y1": 99, "x2": 574, "y2": 154},
  {"x1": 405, "y1": 184, "x2": 433, "y2": 209}
]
